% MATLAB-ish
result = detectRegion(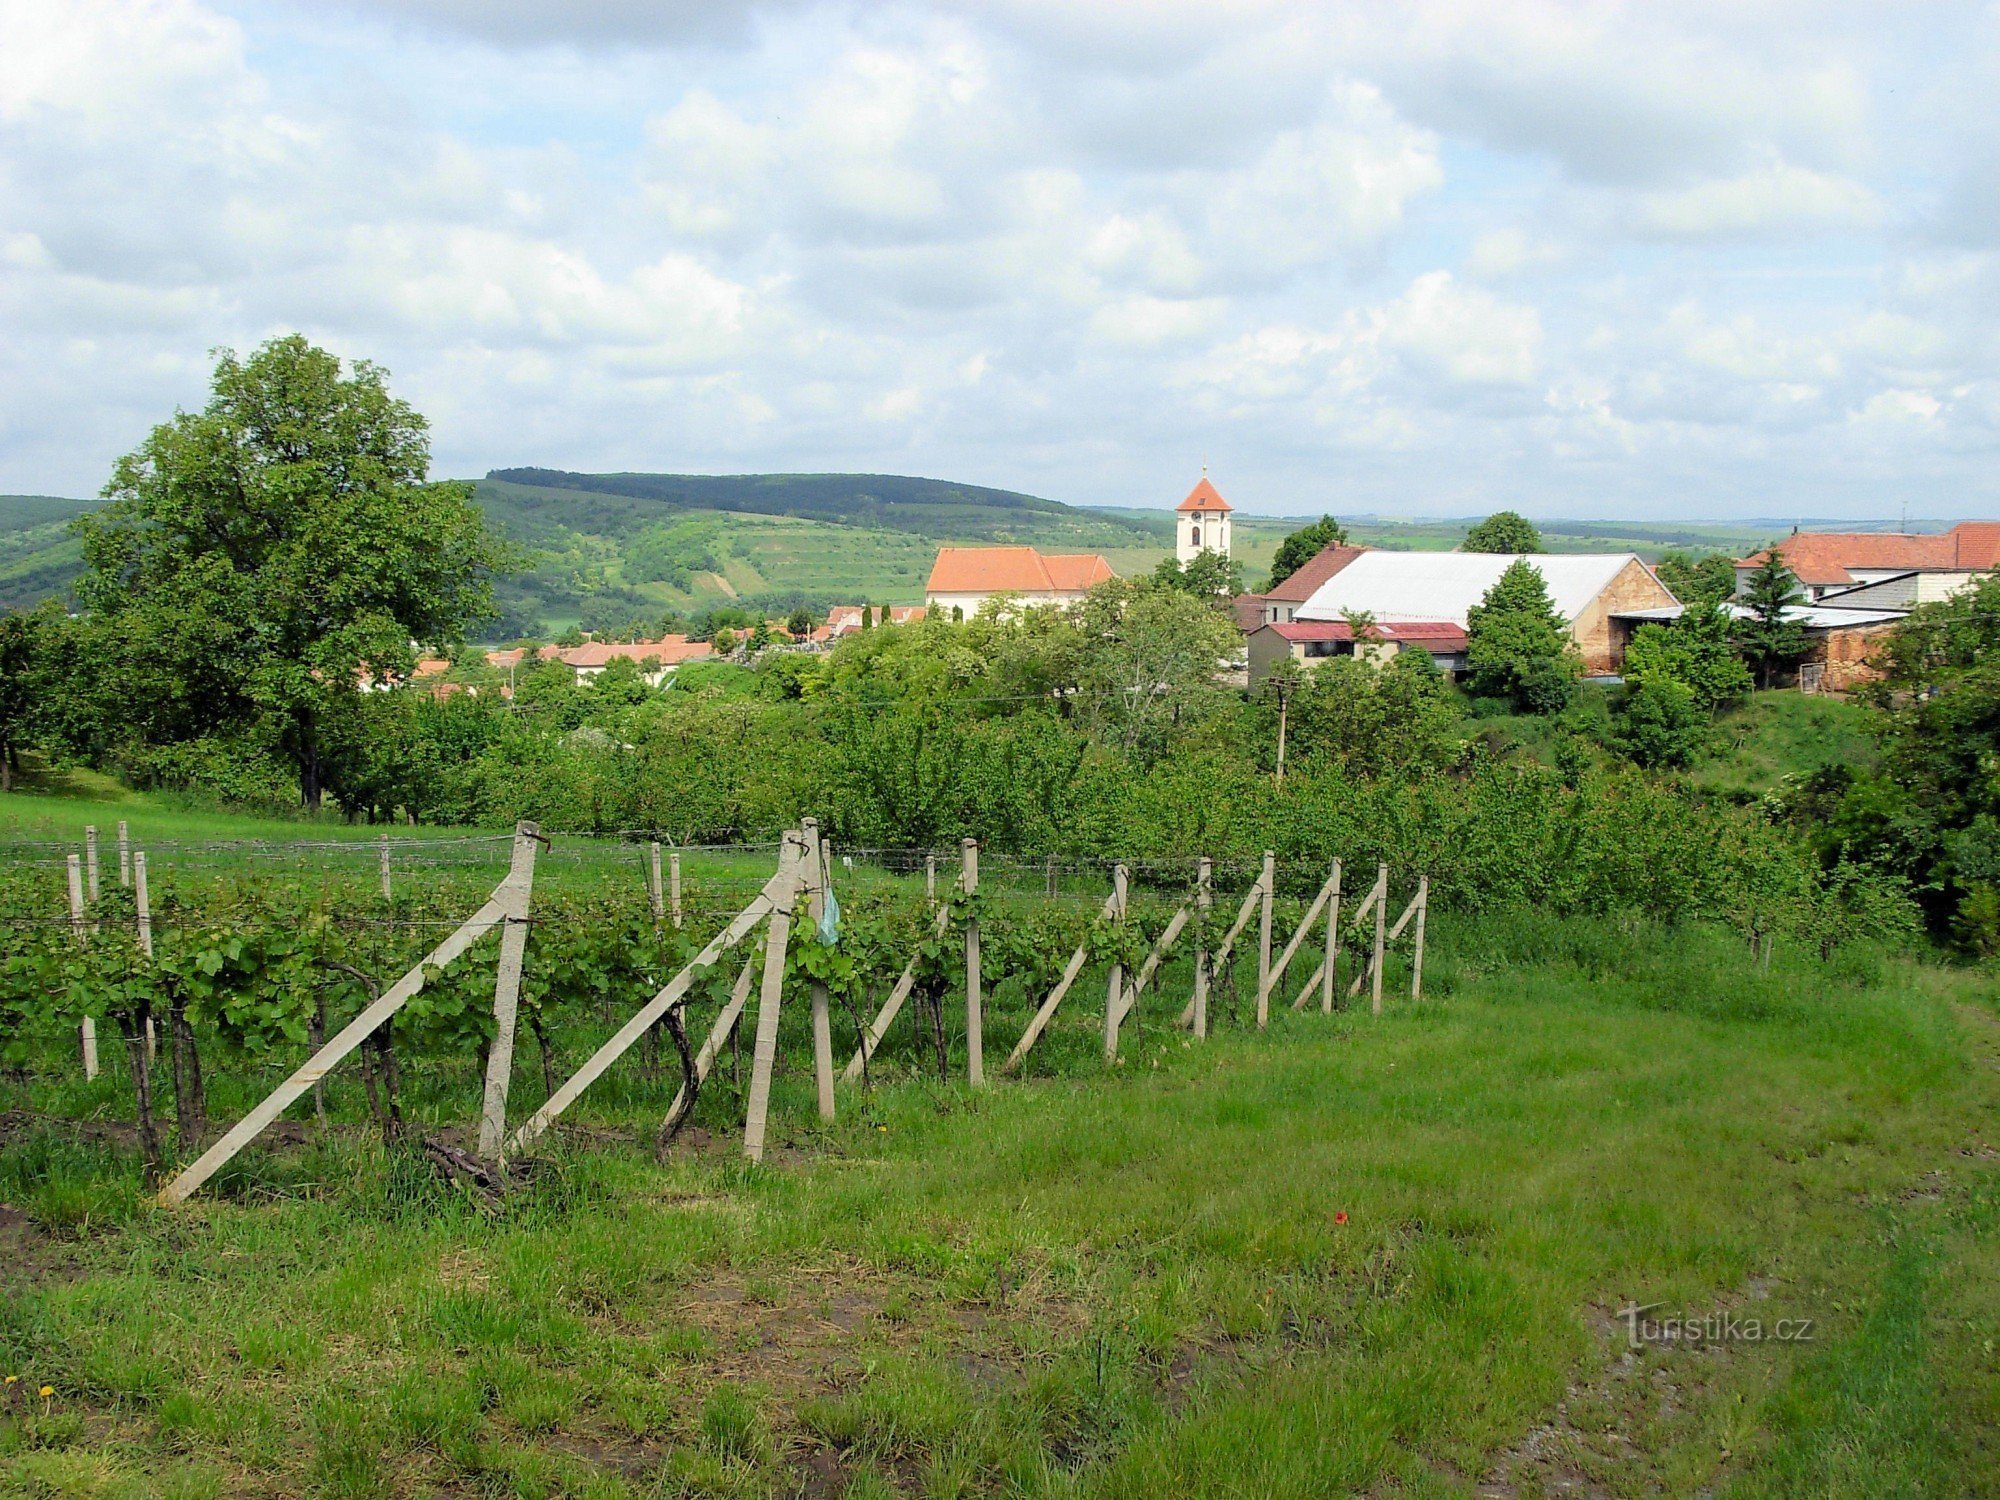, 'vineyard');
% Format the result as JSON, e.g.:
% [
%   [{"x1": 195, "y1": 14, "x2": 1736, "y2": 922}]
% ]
[{"x1": 0, "y1": 821, "x2": 1430, "y2": 1203}]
